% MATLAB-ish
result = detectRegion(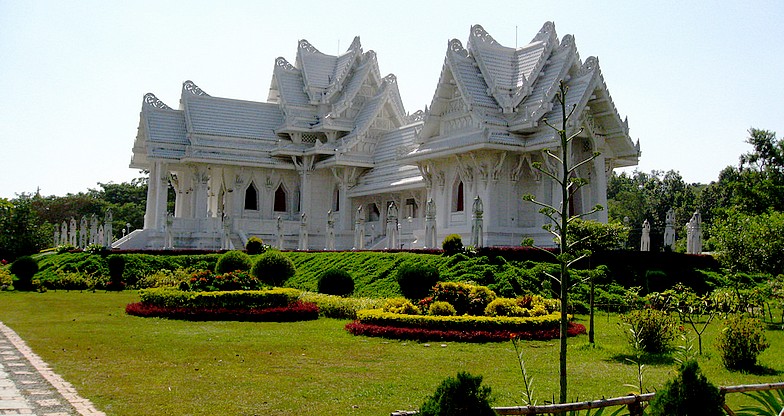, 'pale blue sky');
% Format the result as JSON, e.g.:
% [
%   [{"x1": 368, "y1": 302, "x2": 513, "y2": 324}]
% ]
[{"x1": 1, "y1": 0, "x2": 782, "y2": 198}]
